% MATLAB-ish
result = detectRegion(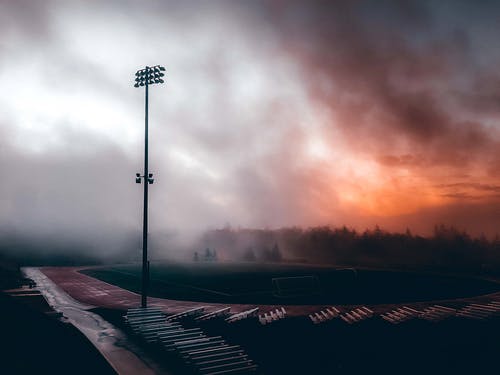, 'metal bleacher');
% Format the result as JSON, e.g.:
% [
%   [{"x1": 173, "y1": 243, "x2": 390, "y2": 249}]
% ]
[
  {"x1": 125, "y1": 306, "x2": 258, "y2": 374},
  {"x1": 309, "y1": 306, "x2": 340, "y2": 324},
  {"x1": 379, "y1": 300, "x2": 500, "y2": 324},
  {"x1": 381, "y1": 306, "x2": 420, "y2": 324},
  {"x1": 124, "y1": 298, "x2": 500, "y2": 373},
  {"x1": 225, "y1": 307, "x2": 259, "y2": 323},
  {"x1": 258, "y1": 307, "x2": 286, "y2": 325}
]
